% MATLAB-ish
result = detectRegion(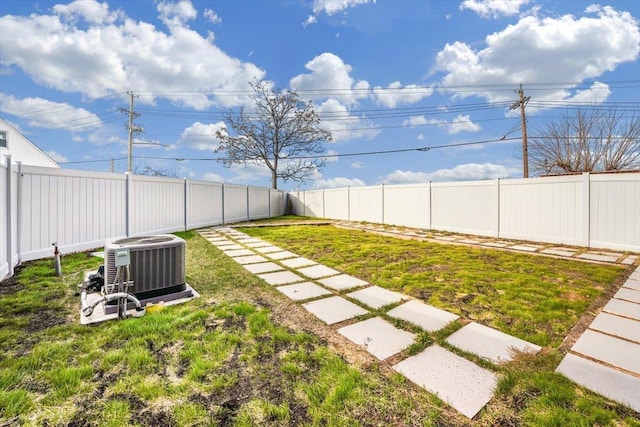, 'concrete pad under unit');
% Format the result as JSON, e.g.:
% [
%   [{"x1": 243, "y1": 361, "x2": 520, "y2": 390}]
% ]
[
  {"x1": 296, "y1": 264, "x2": 340, "y2": 279},
  {"x1": 571, "y1": 329, "x2": 640, "y2": 374},
  {"x1": 243, "y1": 262, "x2": 284, "y2": 274},
  {"x1": 614, "y1": 287, "x2": 640, "y2": 303},
  {"x1": 393, "y1": 345, "x2": 497, "y2": 419},
  {"x1": 577, "y1": 252, "x2": 621, "y2": 263},
  {"x1": 557, "y1": 353, "x2": 640, "y2": 412},
  {"x1": 338, "y1": 317, "x2": 415, "y2": 360},
  {"x1": 602, "y1": 299, "x2": 640, "y2": 321},
  {"x1": 276, "y1": 282, "x2": 333, "y2": 301},
  {"x1": 254, "y1": 245, "x2": 284, "y2": 254},
  {"x1": 346, "y1": 286, "x2": 405, "y2": 310},
  {"x1": 387, "y1": 300, "x2": 459, "y2": 332},
  {"x1": 446, "y1": 322, "x2": 541, "y2": 364},
  {"x1": 224, "y1": 249, "x2": 256, "y2": 257},
  {"x1": 279, "y1": 257, "x2": 317, "y2": 269},
  {"x1": 589, "y1": 312, "x2": 640, "y2": 343},
  {"x1": 540, "y1": 248, "x2": 578, "y2": 257},
  {"x1": 257, "y1": 271, "x2": 305, "y2": 286},
  {"x1": 232, "y1": 255, "x2": 268, "y2": 265},
  {"x1": 302, "y1": 296, "x2": 368, "y2": 325},
  {"x1": 318, "y1": 274, "x2": 369, "y2": 291},
  {"x1": 267, "y1": 251, "x2": 297, "y2": 260}
]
